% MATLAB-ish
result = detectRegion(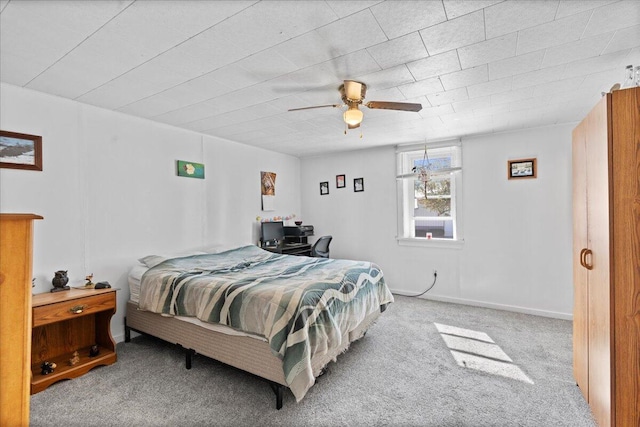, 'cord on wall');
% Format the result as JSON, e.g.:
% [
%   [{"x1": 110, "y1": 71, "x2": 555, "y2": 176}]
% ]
[{"x1": 394, "y1": 270, "x2": 438, "y2": 297}]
